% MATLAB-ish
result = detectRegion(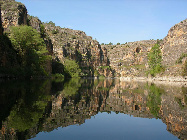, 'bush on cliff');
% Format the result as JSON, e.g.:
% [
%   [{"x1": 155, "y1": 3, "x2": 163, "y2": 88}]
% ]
[
  {"x1": 64, "y1": 59, "x2": 81, "y2": 78},
  {"x1": 9, "y1": 25, "x2": 51, "y2": 77},
  {"x1": 148, "y1": 44, "x2": 163, "y2": 76}
]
